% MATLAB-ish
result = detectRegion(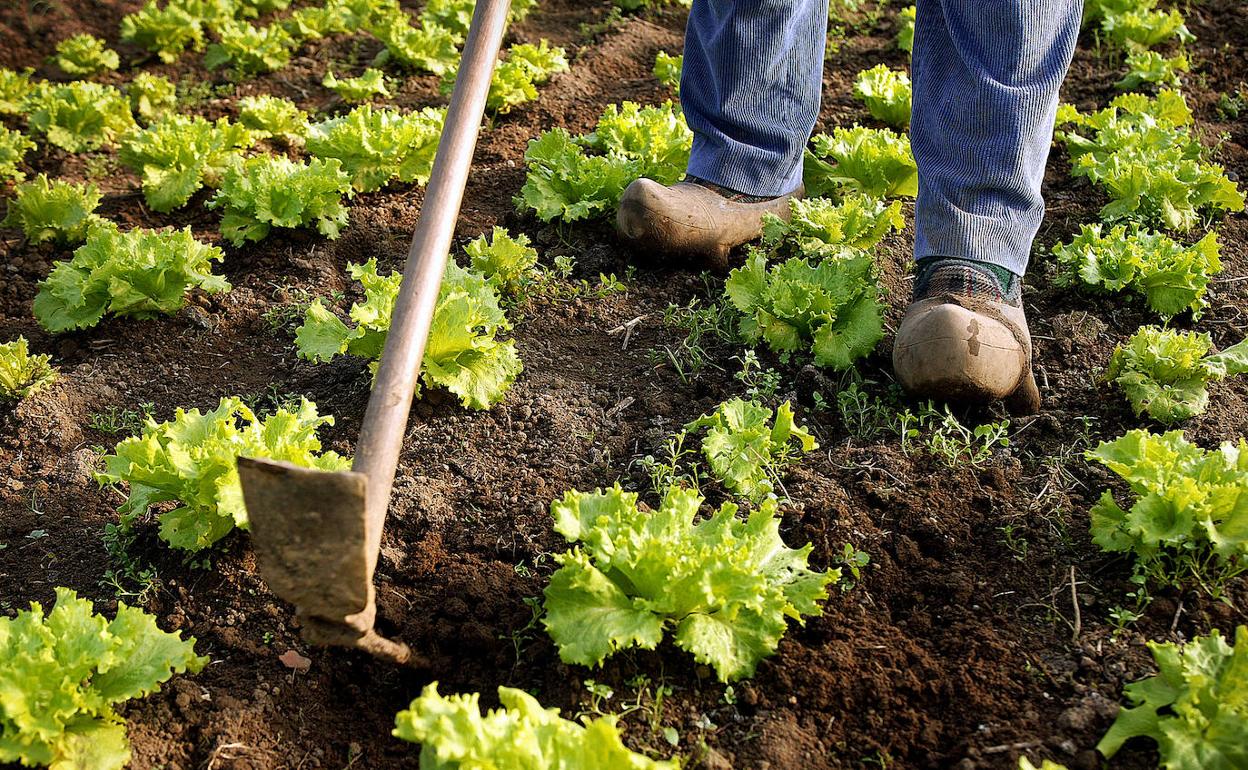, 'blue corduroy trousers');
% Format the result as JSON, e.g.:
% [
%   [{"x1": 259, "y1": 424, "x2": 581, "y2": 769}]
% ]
[{"x1": 680, "y1": 0, "x2": 1083, "y2": 277}]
